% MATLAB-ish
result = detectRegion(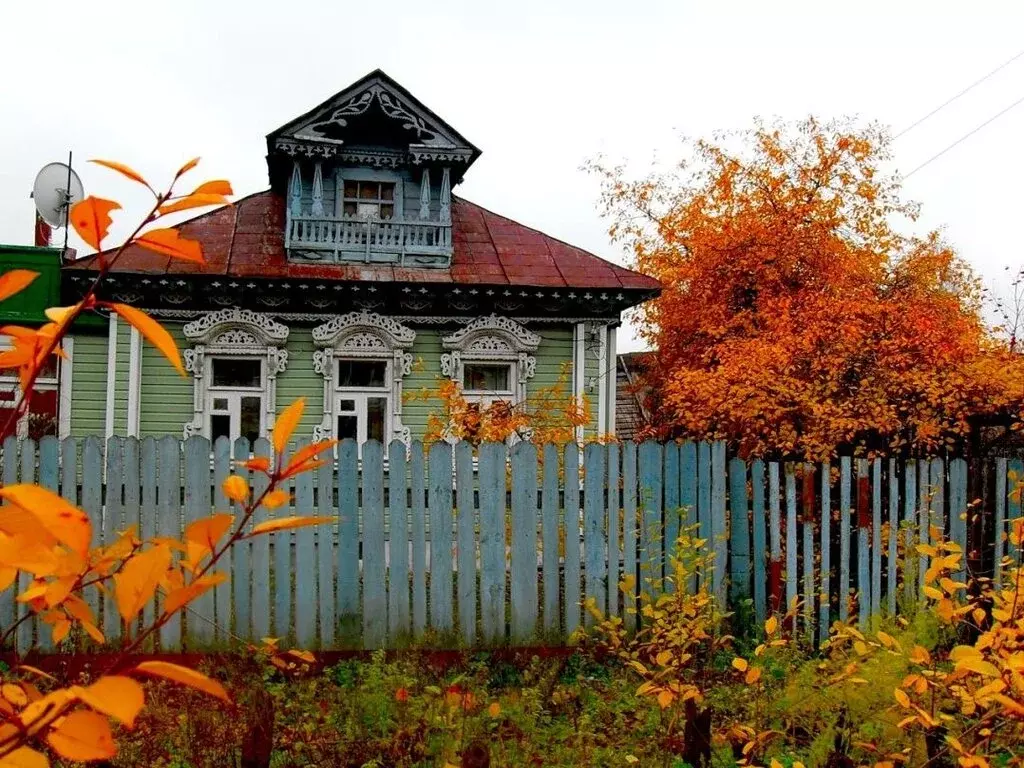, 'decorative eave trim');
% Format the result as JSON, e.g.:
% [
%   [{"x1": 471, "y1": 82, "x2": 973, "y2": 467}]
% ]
[
  {"x1": 183, "y1": 307, "x2": 289, "y2": 346},
  {"x1": 144, "y1": 308, "x2": 620, "y2": 325}
]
